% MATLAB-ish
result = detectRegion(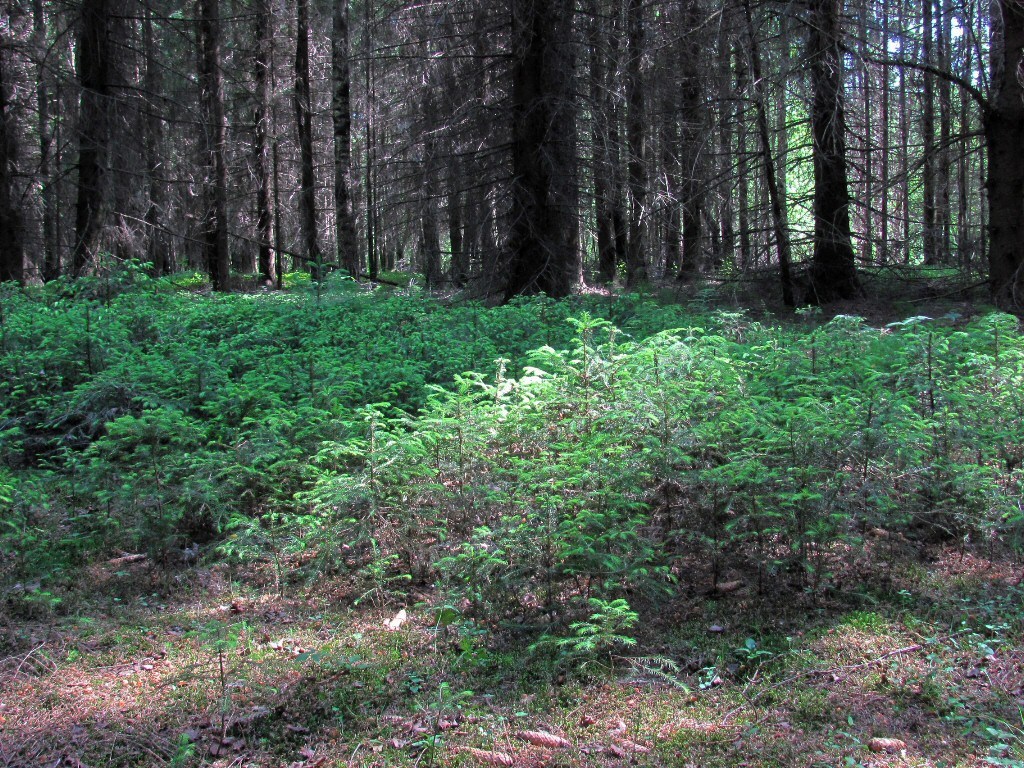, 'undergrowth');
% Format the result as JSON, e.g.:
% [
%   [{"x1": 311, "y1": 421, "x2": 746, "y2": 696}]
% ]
[{"x1": 2, "y1": 274, "x2": 1023, "y2": 653}]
